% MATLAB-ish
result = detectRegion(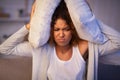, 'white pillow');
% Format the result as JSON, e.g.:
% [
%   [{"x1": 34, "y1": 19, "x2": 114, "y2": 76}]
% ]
[
  {"x1": 65, "y1": 0, "x2": 108, "y2": 44},
  {"x1": 29, "y1": 0, "x2": 60, "y2": 48}
]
